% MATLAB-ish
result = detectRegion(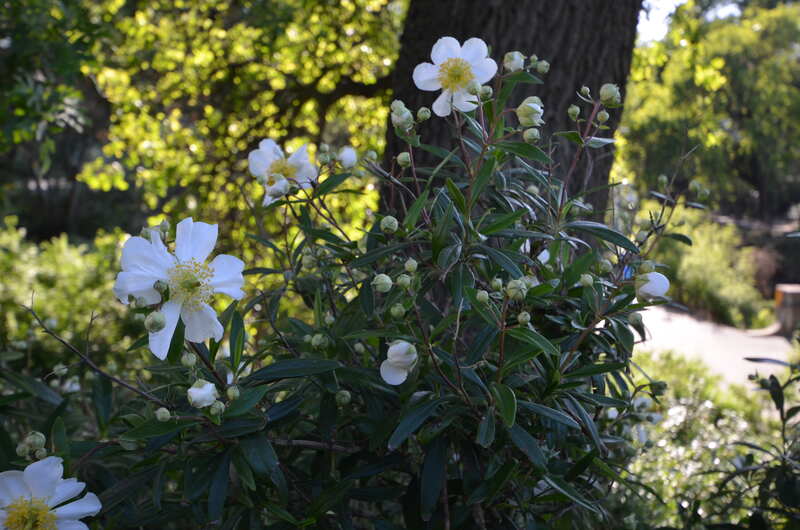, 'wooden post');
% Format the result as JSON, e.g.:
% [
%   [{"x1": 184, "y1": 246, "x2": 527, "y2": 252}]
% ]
[{"x1": 775, "y1": 284, "x2": 800, "y2": 336}]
